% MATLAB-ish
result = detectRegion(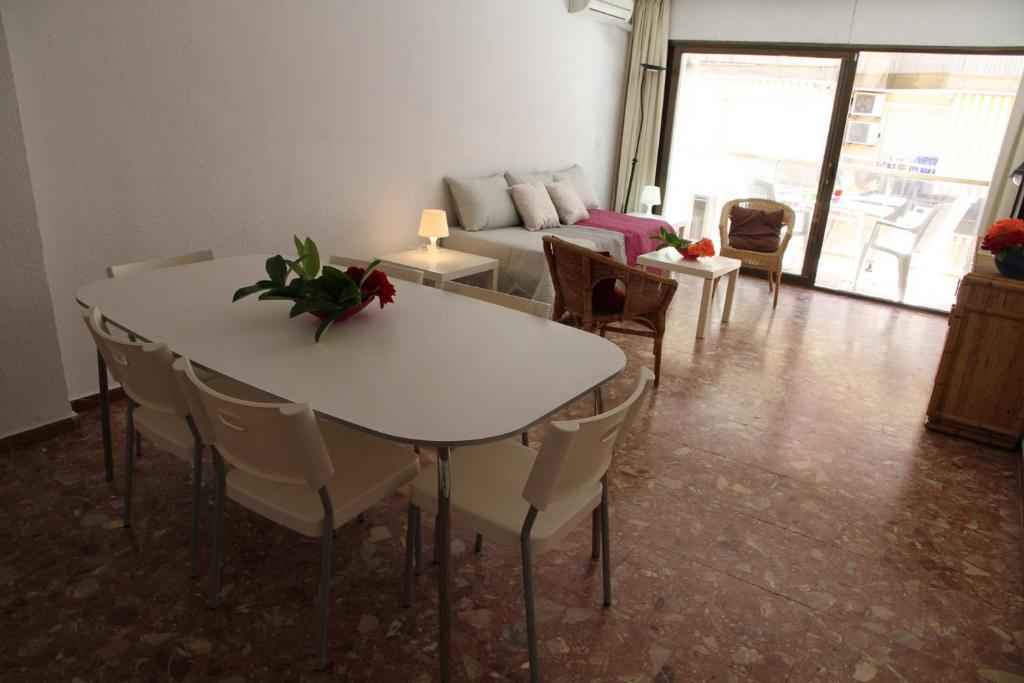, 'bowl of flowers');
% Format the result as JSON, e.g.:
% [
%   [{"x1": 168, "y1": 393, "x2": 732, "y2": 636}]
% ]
[
  {"x1": 655, "y1": 226, "x2": 716, "y2": 261},
  {"x1": 981, "y1": 217, "x2": 1024, "y2": 280},
  {"x1": 232, "y1": 236, "x2": 397, "y2": 342}
]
